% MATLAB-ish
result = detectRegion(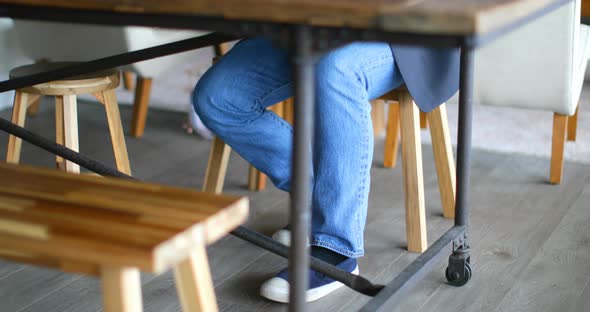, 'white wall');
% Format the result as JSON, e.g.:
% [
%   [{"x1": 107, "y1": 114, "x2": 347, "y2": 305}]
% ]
[{"x1": 0, "y1": 18, "x2": 32, "y2": 110}]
